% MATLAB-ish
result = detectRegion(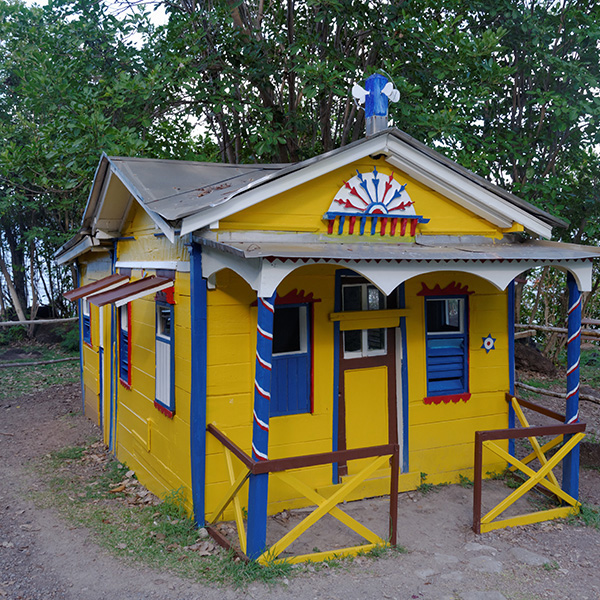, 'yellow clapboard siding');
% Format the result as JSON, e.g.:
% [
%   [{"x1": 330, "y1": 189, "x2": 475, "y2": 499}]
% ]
[
  {"x1": 130, "y1": 344, "x2": 154, "y2": 378},
  {"x1": 207, "y1": 334, "x2": 252, "y2": 366},
  {"x1": 409, "y1": 413, "x2": 508, "y2": 452},
  {"x1": 207, "y1": 305, "x2": 253, "y2": 335},
  {"x1": 269, "y1": 414, "x2": 332, "y2": 446},
  {"x1": 207, "y1": 363, "x2": 252, "y2": 395},
  {"x1": 206, "y1": 393, "x2": 253, "y2": 428}
]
